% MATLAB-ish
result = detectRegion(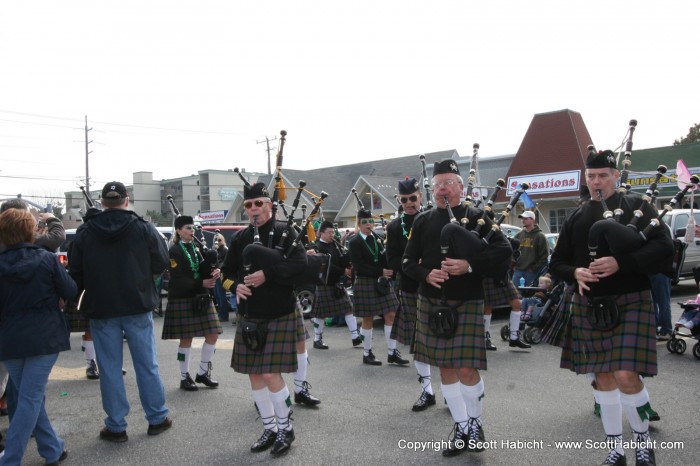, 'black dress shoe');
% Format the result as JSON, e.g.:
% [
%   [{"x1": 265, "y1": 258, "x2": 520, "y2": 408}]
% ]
[
  {"x1": 509, "y1": 332, "x2": 531, "y2": 349},
  {"x1": 294, "y1": 381, "x2": 321, "y2": 406},
  {"x1": 250, "y1": 429, "x2": 277, "y2": 452},
  {"x1": 412, "y1": 391, "x2": 436, "y2": 412},
  {"x1": 180, "y1": 373, "x2": 198, "y2": 391},
  {"x1": 195, "y1": 363, "x2": 219, "y2": 388},
  {"x1": 485, "y1": 332, "x2": 497, "y2": 351},
  {"x1": 387, "y1": 349, "x2": 409, "y2": 365},
  {"x1": 635, "y1": 446, "x2": 655, "y2": 466},
  {"x1": 86, "y1": 360, "x2": 100, "y2": 380},
  {"x1": 46, "y1": 449, "x2": 68, "y2": 466},
  {"x1": 465, "y1": 418, "x2": 486, "y2": 452},
  {"x1": 442, "y1": 424, "x2": 468, "y2": 457},
  {"x1": 313, "y1": 339, "x2": 329, "y2": 350},
  {"x1": 363, "y1": 350, "x2": 382, "y2": 366},
  {"x1": 99, "y1": 427, "x2": 128, "y2": 443},
  {"x1": 601, "y1": 449, "x2": 627, "y2": 466},
  {"x1": 270, "y1": 429, "x2": 295, "y2": 457},
  {"x1": 352, "y1": 336, "x2": 363, "y2": 347},
  {"x1": 147, "y1": 417, "x2": 173, "y2": 436}
]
